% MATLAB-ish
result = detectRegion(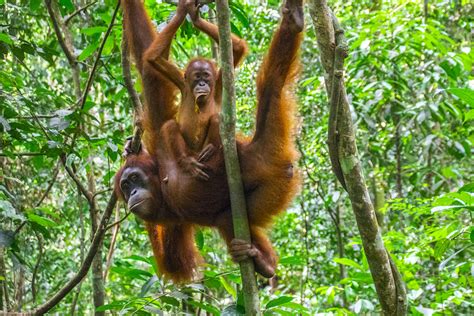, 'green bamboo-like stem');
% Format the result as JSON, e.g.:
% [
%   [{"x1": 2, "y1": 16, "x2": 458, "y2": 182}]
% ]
[{"x1": 214, "y1": 0, "x2": 261, "y2": 314}]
